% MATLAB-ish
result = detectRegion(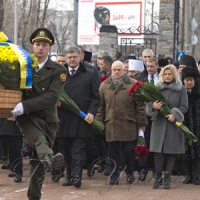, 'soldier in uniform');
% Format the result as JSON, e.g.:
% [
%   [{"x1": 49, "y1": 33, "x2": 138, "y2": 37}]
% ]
[{"x1": 11, "y1": 28, "x2": 67, "y2": 200}]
